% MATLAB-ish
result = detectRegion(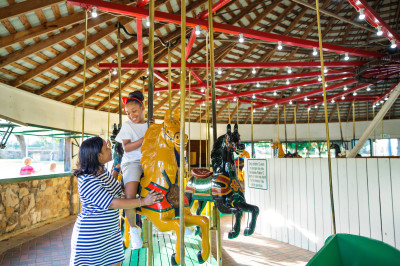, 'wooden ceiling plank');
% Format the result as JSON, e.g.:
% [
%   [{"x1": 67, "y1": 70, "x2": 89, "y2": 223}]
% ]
[{"x1": 0, "y1": 0, "x2": 63, "y2": 22}]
